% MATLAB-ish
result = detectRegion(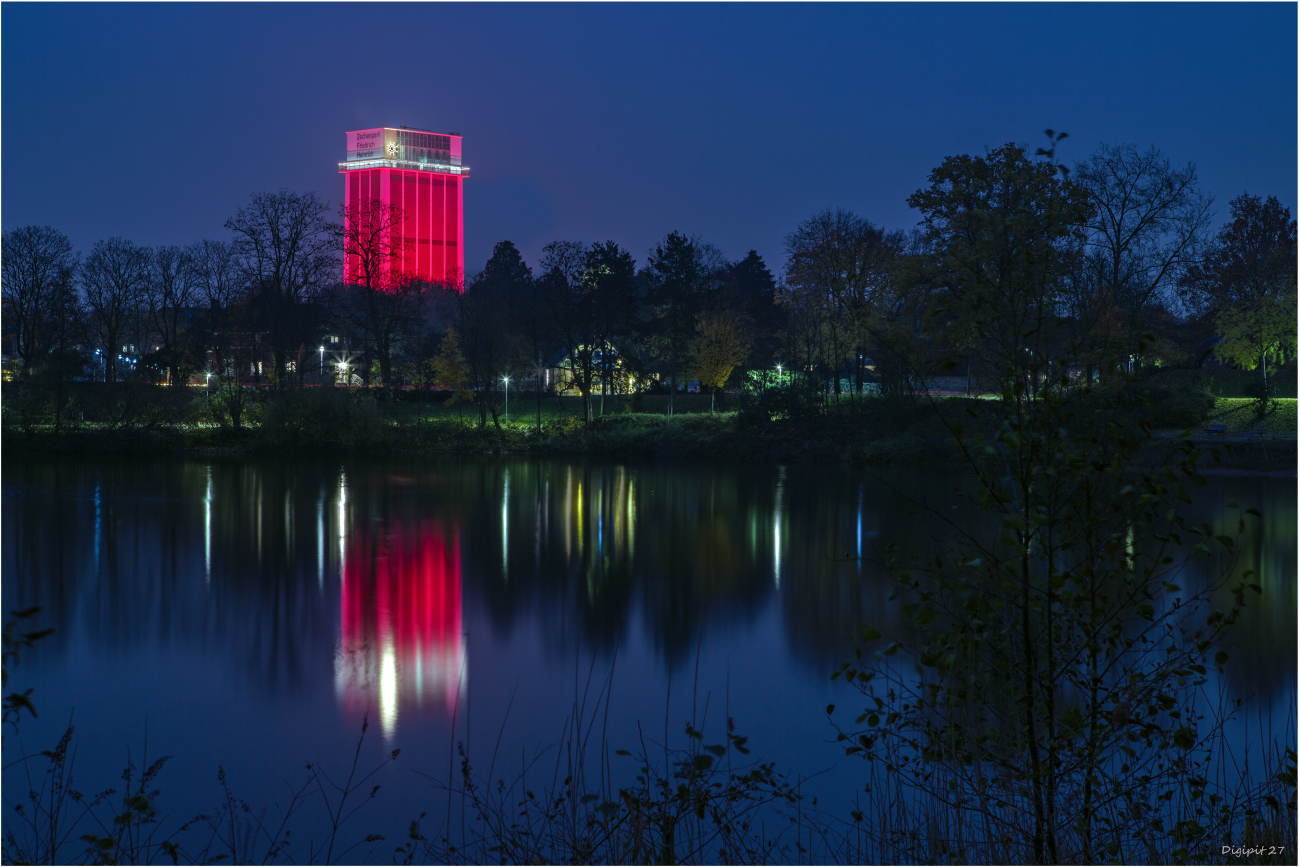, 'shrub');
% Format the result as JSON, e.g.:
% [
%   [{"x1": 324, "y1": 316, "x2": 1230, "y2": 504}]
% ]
[
  {"x1": 0, "y1": 381, "x2": 52, "y2": 433},
  {"x1": 1137, "y1": 384, "x2": 1217, "y2": 429},
  {"x1": 735, "y1": 383, "x2": 823, "y2": 427},
  {"x1": 258, "y1": 388, "x2": 389, "y2": 451},
  {"x1": 68, "y1": 383, "x2": 201, "y2": 431}
]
